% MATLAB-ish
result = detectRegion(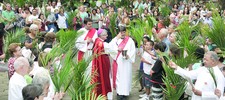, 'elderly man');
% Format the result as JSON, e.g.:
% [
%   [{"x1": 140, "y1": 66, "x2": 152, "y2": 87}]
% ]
[
  {"x1": 91, "y1": 29, "x2": 119, "y2": 99},
  {"x1": 169, "y1": 51, "x2": 225, "y2": 100},
  {"x1": 32, "y1": 73, "x2": 51, "y2": 99},
  {"x1": 157, "y1": 28, "x2": 171, "y2": 51},
  {"x1": 8, "y1": 57, "x2": 30, "y2": 100}
]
